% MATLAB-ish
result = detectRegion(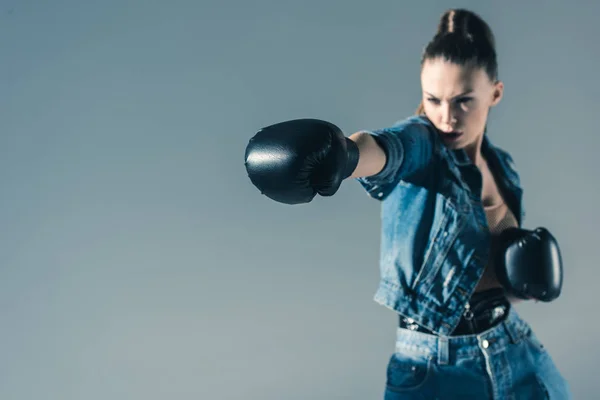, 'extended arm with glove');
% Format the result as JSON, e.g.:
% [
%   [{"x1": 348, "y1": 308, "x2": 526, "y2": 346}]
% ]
[{"x1": 244, "y1": 119, "x2": 360, "y2": 205}]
